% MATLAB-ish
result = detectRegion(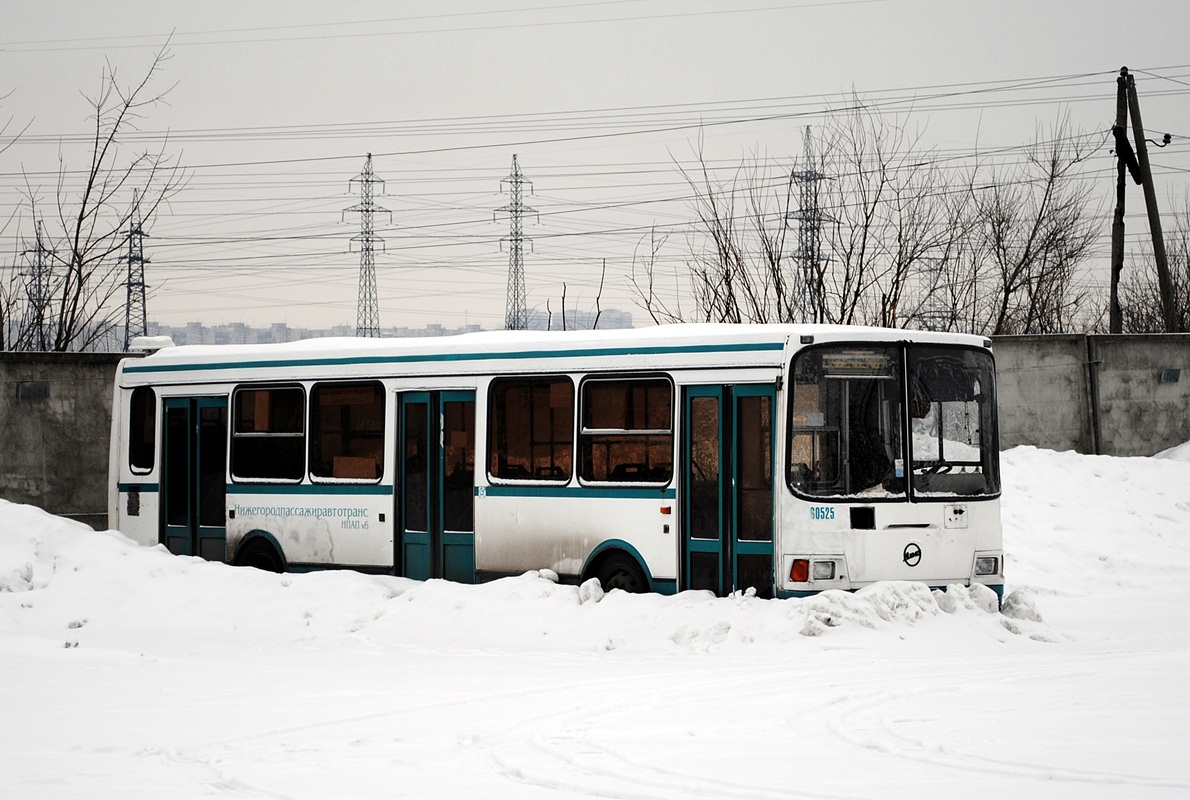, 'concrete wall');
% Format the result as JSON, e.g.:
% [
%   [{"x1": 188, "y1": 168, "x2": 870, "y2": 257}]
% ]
[
  {"x1": 0, "y1": 353, "x2": 124, "y2": 530},
  {"x1": 992, "y1": 335, "x2": 1092, "y2": 453},
  {"x1": 1089, "y1": 335, "x2": 1190, "y2": 456},
  {"x1": 992, "y1": 334, "x2": 1190, "y2": 456}
]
